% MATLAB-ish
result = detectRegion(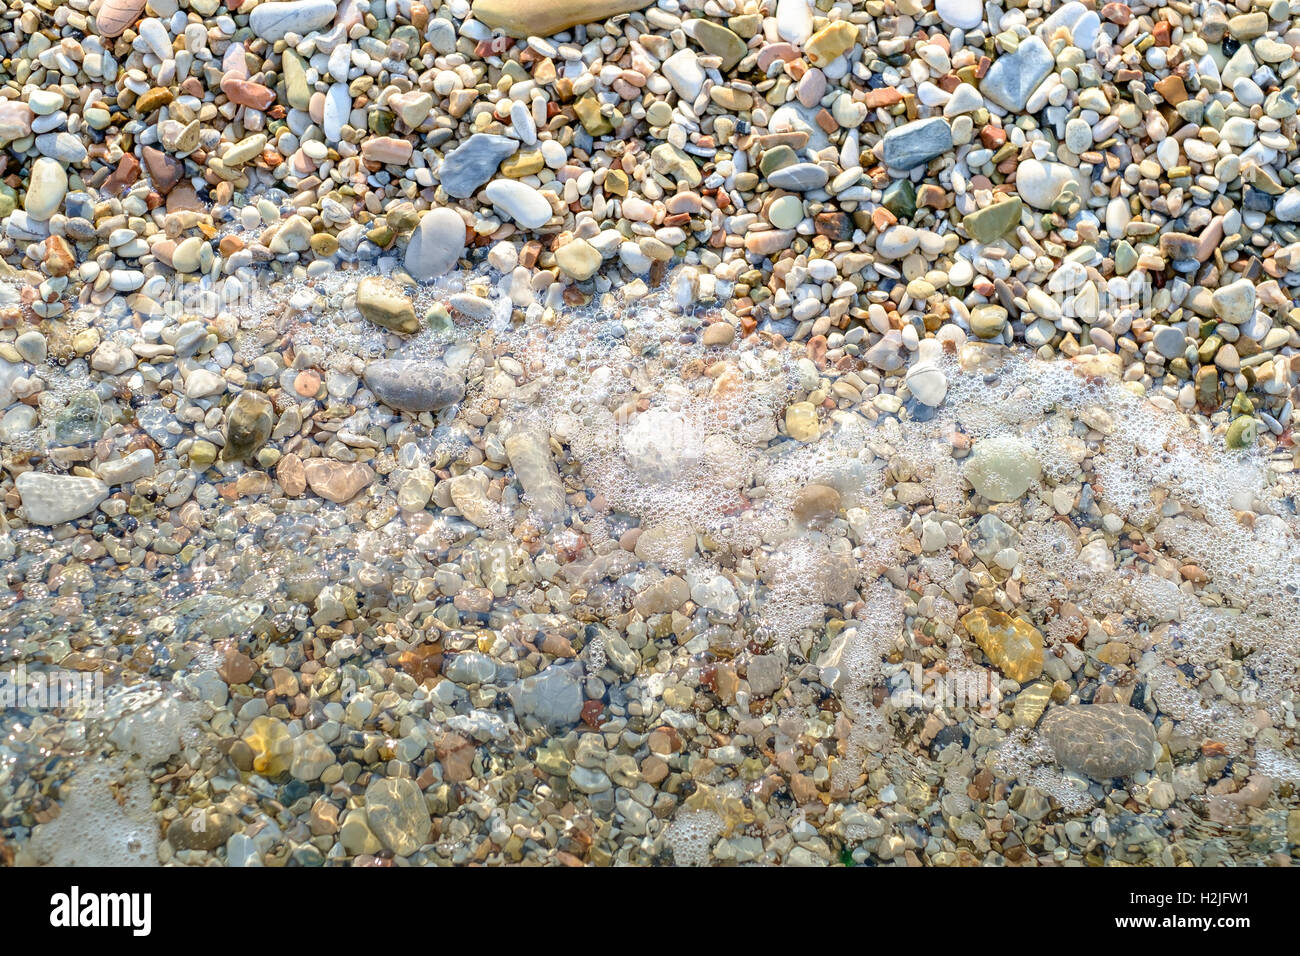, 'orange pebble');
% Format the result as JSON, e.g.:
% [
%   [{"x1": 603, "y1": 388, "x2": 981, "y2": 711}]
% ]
[{"x1": 294, "y1": 370, "x2": 321, "y2": 397}]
